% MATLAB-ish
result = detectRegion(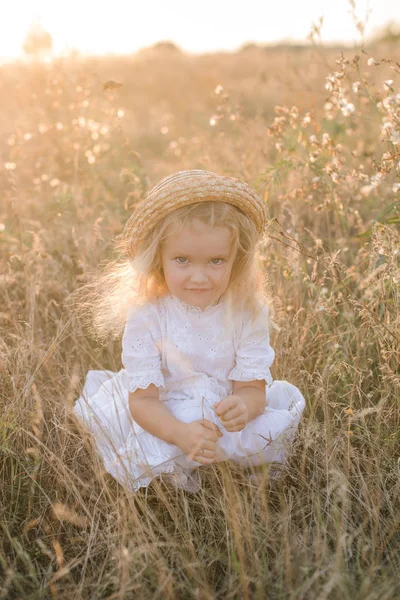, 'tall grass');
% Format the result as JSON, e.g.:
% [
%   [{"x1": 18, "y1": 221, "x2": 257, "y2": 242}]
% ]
[{"x1": 0, "y1": 42, "x2": 399, "y2": 598}]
